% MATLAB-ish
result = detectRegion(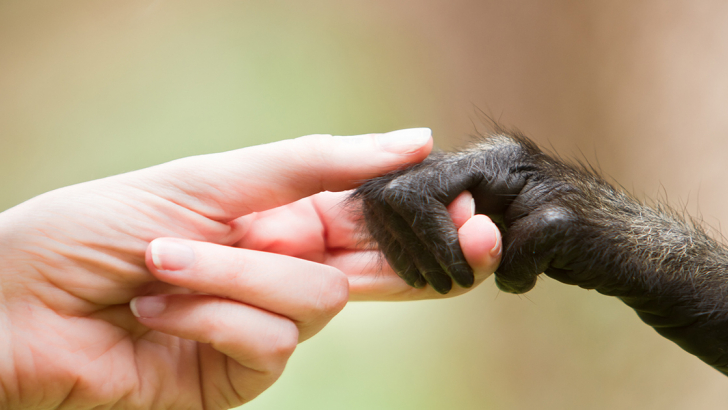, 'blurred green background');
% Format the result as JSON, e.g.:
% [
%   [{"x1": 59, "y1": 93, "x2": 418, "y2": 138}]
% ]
[{"x1": 2, "y1": 1, "x2": 728, "y2": 408}]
